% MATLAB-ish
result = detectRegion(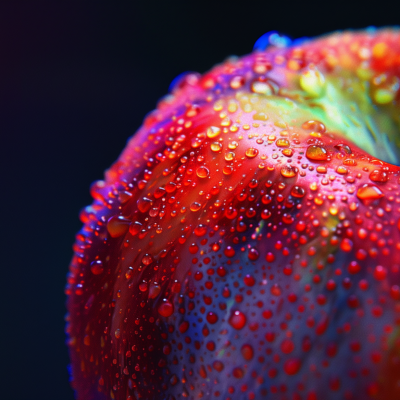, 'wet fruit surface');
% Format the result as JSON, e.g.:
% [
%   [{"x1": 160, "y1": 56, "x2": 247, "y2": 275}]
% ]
[{"x1": 66, "y1": 29, "x2": 400, "y2": 400}]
